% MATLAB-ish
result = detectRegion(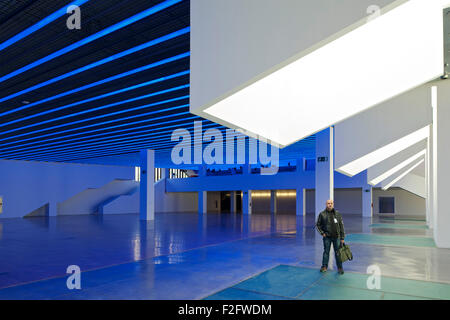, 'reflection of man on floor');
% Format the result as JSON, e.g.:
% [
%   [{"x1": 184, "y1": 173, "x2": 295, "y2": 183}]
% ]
[{"x1": 316, "y1": 199, "x2": 345, "y2": 275}]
